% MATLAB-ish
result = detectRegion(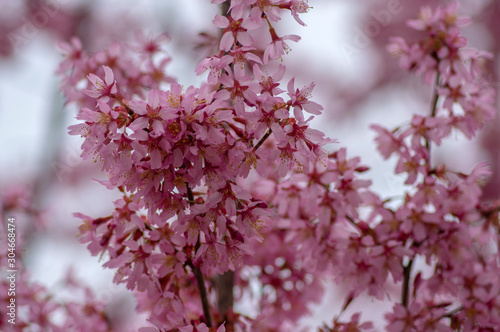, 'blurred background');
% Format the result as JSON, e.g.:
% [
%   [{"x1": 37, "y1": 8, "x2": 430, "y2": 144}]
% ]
[{"x1": 1, "y1": 0, "x2": 498, "y2": 329}]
